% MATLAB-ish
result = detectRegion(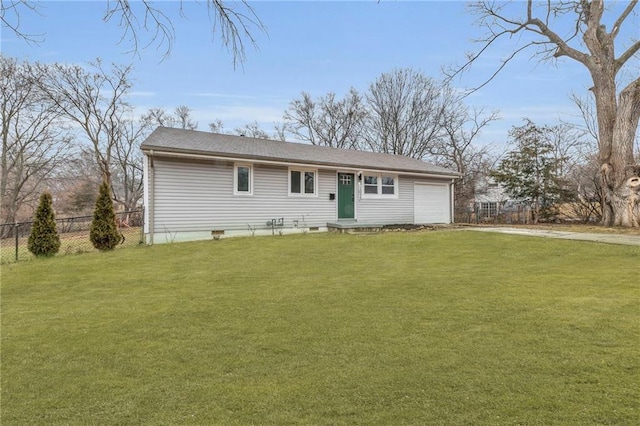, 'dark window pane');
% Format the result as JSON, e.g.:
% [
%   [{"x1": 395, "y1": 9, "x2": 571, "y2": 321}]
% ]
[
  {"x1": 364, "y1": 185, "x2": 378, "y2": 194},
  {"x1": 291, "y1": 171, "x2": 301, "y2": 193},
  {"x1": 304, "y1": 171, "x2": 315, "y2": 194},
  {"x1": 382, "y1": 176, "x2": 394, "y2": 186},
  {"x1": 237, "y1": 166, "x2": 249, "y2": 192},
  {"x1": 364, "y1": 176, "x2": 377, "y2": 185},
  {"x1": 381, "y1": 186, "x2": 394, "y2": 194}
]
